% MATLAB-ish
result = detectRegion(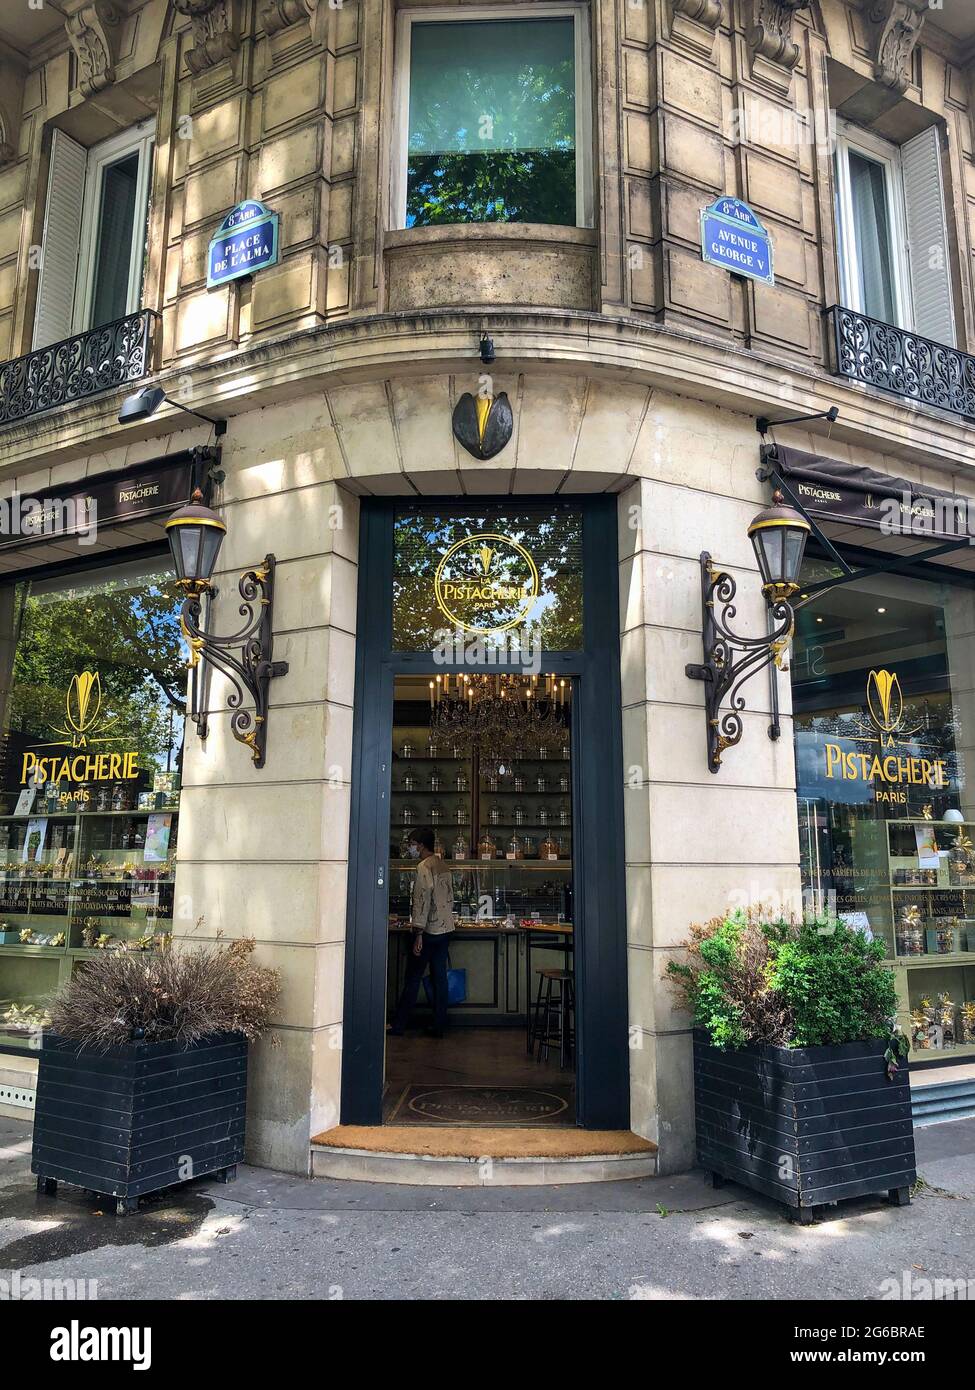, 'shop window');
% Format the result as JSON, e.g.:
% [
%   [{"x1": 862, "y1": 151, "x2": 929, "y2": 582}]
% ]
[
  {"x1": 791, "y1": 559, "x2": 975, "y2": 1056},
  {"x1": 0, "y1": 557, "x2": 184, "y2": 1049},
  {"x1": 392, "y1": 6, "x2": 592, "y2": 230},
  {"x1": 391, "y1": 505, "x2": 584, "y2": 651},
  {"x1": 834, "y1": 120, "x2": 955, "y2": 345},
  {"x1": 32, "y1": 122, "x2": 154, "y2": 352}
]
